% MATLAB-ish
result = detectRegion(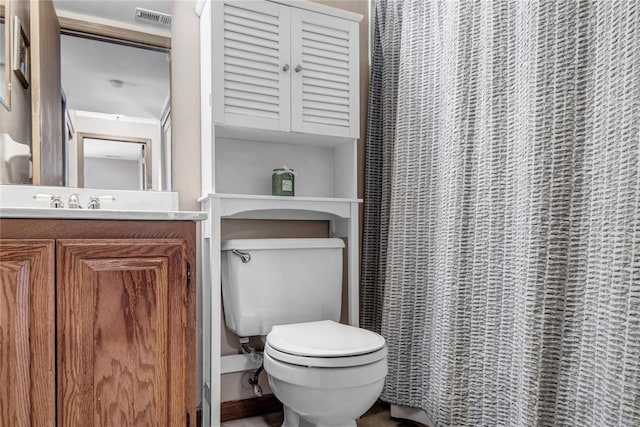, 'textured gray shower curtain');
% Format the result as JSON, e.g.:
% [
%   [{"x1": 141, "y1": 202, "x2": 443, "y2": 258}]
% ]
[{"x1": 361, "y1": 1, "x2": 640, "y2": 426}]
